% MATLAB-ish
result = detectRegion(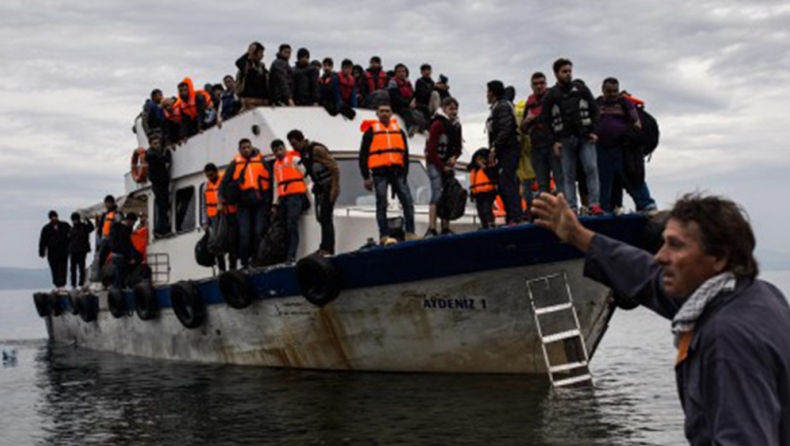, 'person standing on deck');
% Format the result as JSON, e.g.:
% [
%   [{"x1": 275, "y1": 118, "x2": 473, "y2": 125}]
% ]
[
  {"x1": 204, "y1": 163, "x2": 238, "y2": 272},
  {"x1": 424, "y1": 96, "x2": 462, "y2": 237},
  {"x1": 235, "y1": 42, "x2": 269, "y2": 110},
  {"x1": 68, "y1": 212, "x2": 94, "y2": 289},
  {"x1": 522, "y1": 72, "x2": 563, "y2": 196},
  {"x1": 486, "y1": 80, "x2": 522, "y2": 225},
  {"x1": 218, "y1": 138, "x2": 272, "y2": 269},
  {"x1": 145, "y1": 133, "x2": 171, "y2": 237},
  {"x1": 110, "y1": 212, "x2": 139, "y2": 290},
  {"x1": 38, "y1": 211, "x2": 71, "y2": 290},
  {"x1": 292, "y1": 48, "x2": 319, "y2": 106},
  {"x1": 97, "y1": 195, "x2": 123, "y2": 268},
  {"x1": 272, "y1": 139, "x2": 309, "y2": 263},
  {"x1": 269, "y1": 44, "x2": 295, "y2": 106},
  {"x1": 359, "y1": 103, "x2": 417, "y2": 245},
  {"x1": 287, "y1": 130, "x2": 340, "y2": 256},
  {"x1": 532, "y1": 192, "x2": 790, "y2": 445}
]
